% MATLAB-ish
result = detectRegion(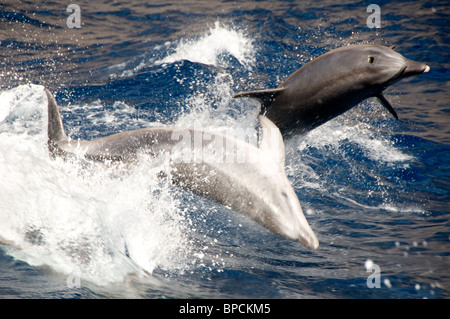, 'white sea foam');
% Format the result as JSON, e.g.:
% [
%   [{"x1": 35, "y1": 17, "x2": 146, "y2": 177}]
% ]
[{"x1": 0, "y1": 85, "x2": 194, "y2": 286}]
